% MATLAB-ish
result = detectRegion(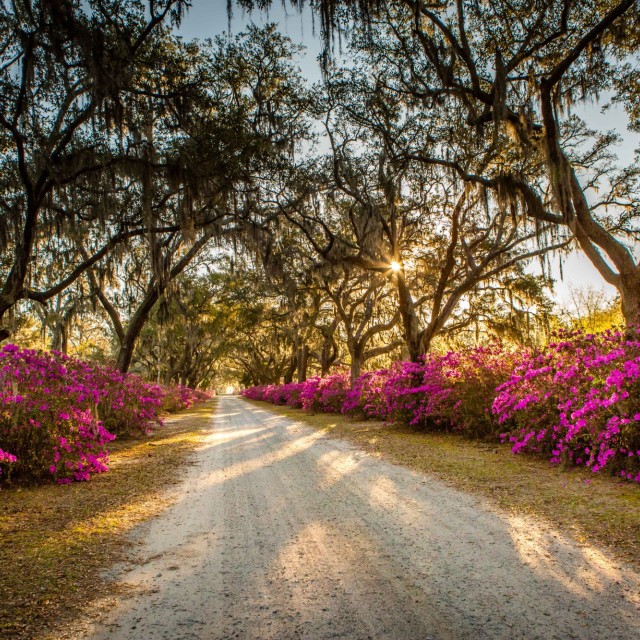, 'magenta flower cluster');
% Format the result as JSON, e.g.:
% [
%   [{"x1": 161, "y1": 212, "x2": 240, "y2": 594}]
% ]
[
  {"x1": 493, "y1": 329, "x2": 640, "y2": 482},
  {"x1": 0, "y1": 447, "x2": 17, "y2": 478},
  {"x1": 0, "y1": 344, "x2": 211, "y2": 484},
  {"x1": 157, "y1": 384, "x2": 212, "y2": 413},
  {"x1": 242, "y1": 330, "x2": 640, "y2": 482}
]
